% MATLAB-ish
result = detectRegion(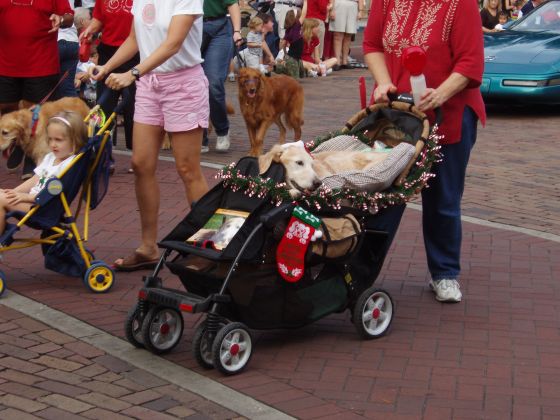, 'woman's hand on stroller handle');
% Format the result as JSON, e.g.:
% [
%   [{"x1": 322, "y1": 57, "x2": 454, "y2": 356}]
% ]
[
  {"x1": 88, "y1": 65, "x2": 106, "y2": 81},
  {"x1": 374, "y1": 83, "x2": 398, "y2": 103}
]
